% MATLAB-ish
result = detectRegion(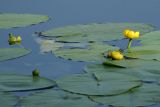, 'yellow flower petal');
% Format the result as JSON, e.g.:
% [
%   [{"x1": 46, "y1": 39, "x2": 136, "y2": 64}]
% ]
[
  {"x1": 127, "y1": 31, "x2": 135, "y2": 39},
  {"x1": 134, "y1": 32, "x2": 140, "y2": 38},
  {"x1": 123, "y1": 29, "x2": 131, "y2": 36},
  {"x1": 16, "y1": 36, "x2": 22, "y2": 42}
]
